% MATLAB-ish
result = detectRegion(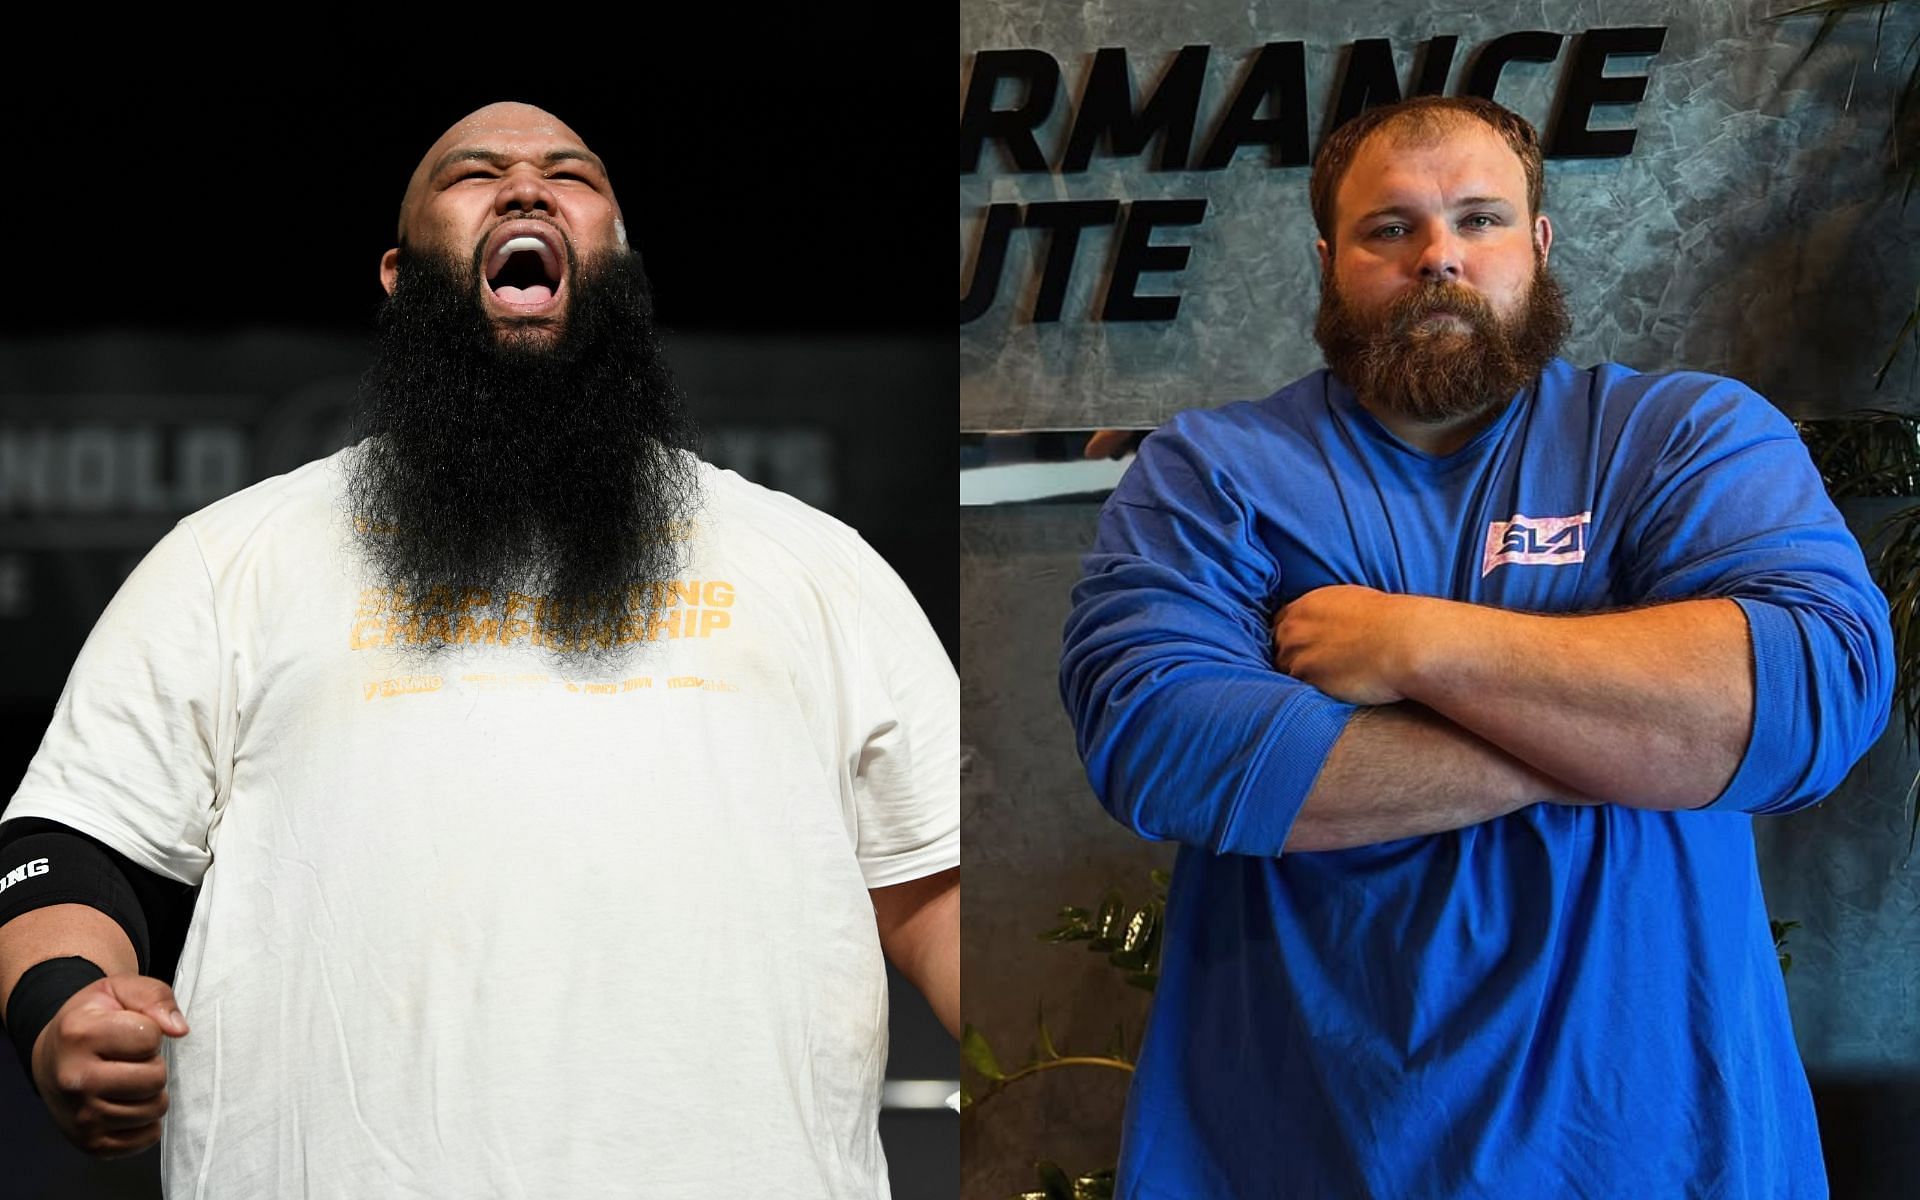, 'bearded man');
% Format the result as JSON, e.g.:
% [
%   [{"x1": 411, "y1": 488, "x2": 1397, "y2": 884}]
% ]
[
  {"x1": 1060, "y1": 95, "x2": 1889, "y2": 1198},
  {"x1": 0, "y1": 103, "x2": 957, "y2": 1198}
]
